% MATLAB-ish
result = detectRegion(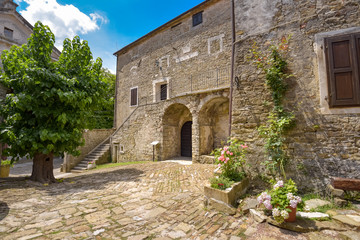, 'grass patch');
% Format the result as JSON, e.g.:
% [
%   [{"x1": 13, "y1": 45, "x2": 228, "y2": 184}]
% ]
[
  {"x1": 93, "y1": 161, "x2": 149, "y2": 170},
  {"x1": 301, "y1": 193, "x2": 322, "y2": 201}
]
